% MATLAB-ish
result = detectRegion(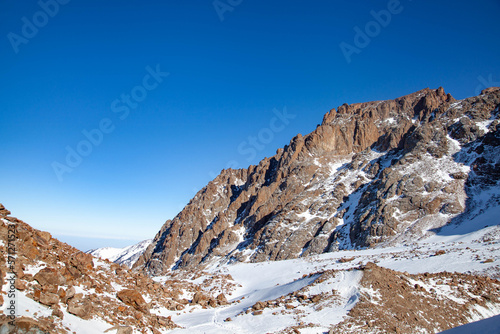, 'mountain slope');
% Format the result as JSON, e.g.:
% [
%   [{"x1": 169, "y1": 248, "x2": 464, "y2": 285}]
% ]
[
  {"x1": 135, "y1": 87, "x2": 500, "y2": 275},
  {"x1": 0, "y1": 205, "x2": 195, "y2": 333},
  {"x1": 87, "y1": 239, "x2": 152, "y2": 268}
]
